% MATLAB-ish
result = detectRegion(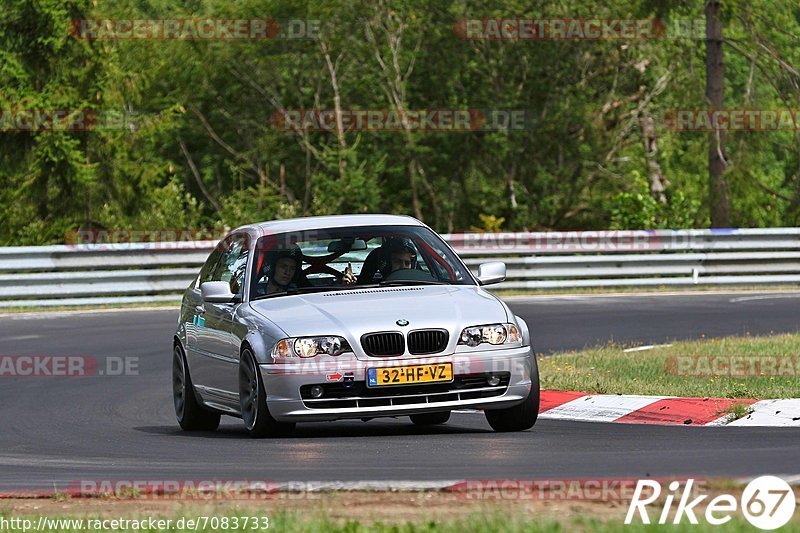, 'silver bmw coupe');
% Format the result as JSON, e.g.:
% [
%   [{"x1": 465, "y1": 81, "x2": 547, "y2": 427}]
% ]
[{"x1": 173, "y1": 214, "x2": 539, "y2": 437}]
